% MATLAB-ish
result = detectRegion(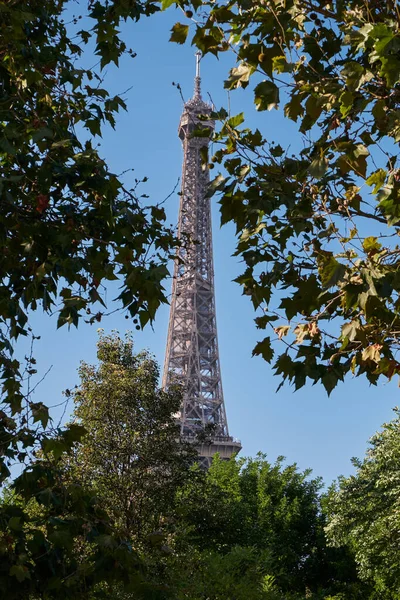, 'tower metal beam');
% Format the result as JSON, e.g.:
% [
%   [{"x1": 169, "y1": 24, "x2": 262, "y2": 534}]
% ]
[{"x1": 163, "y1": 54, "x2": 241, "y2": 468}]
